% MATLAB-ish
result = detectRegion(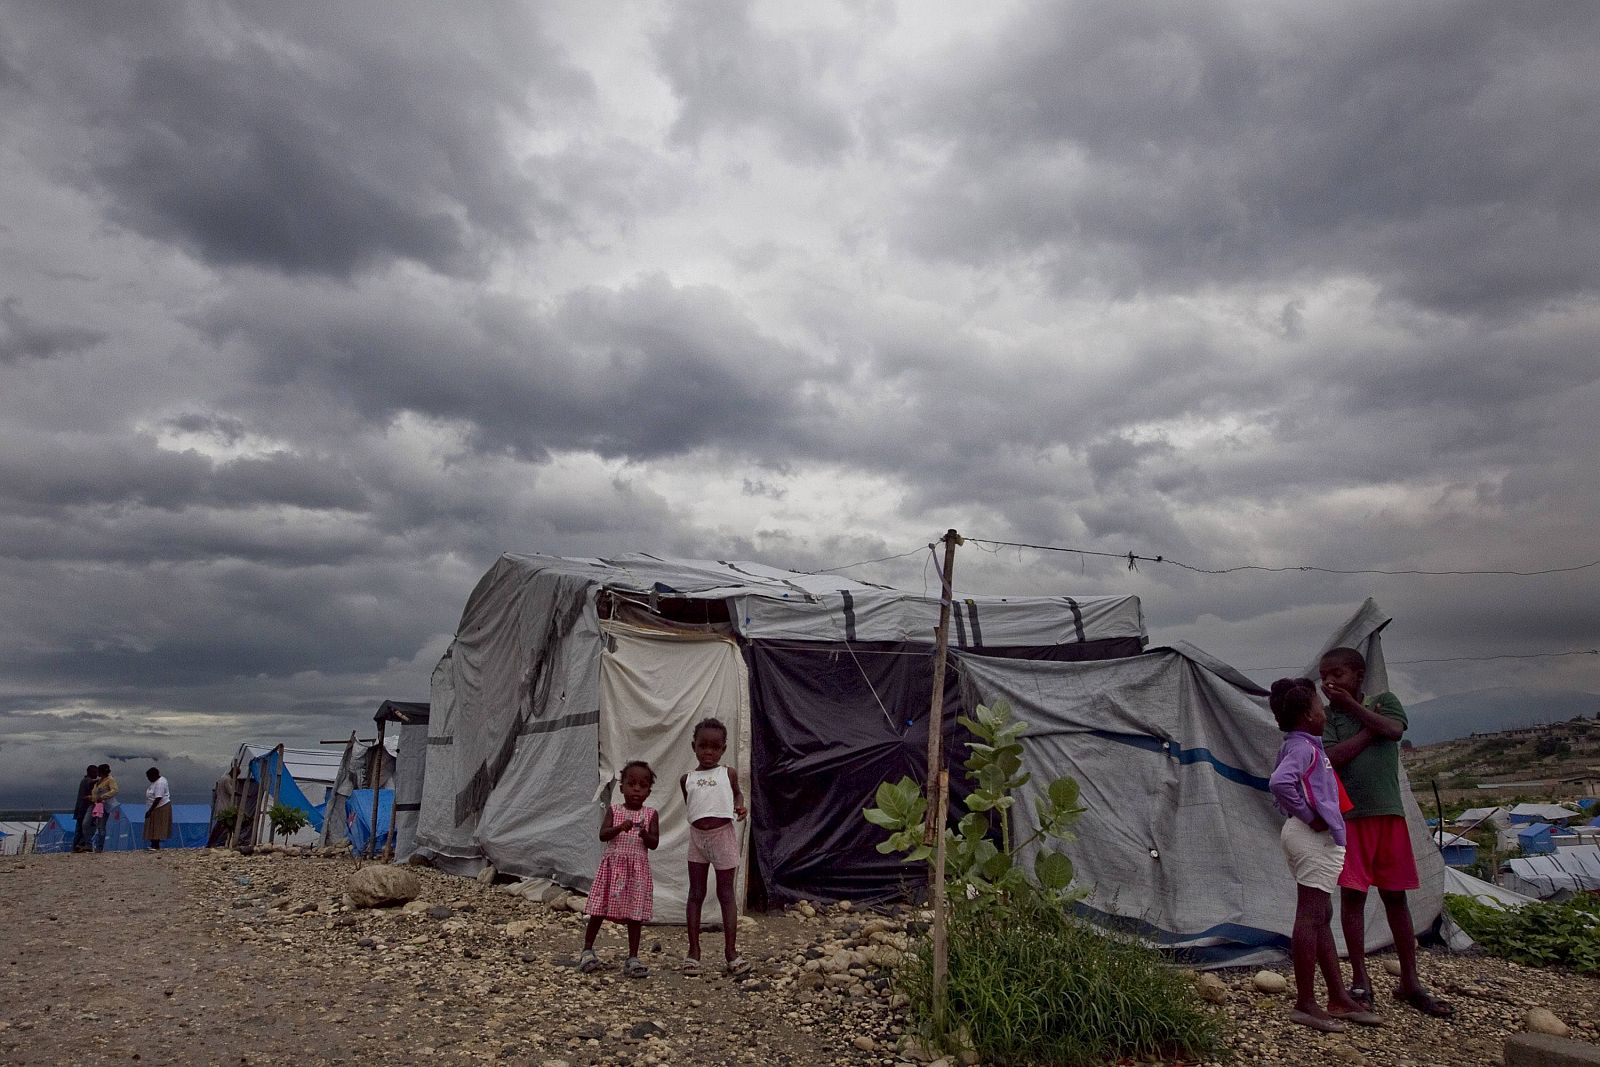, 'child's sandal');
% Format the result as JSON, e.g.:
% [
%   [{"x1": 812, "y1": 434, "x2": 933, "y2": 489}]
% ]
[
  {"x1": 681, "y1": 957, "x2": 702, "y2": 974},
  {"x1": 623, "y1": 957, "x2": 649, "y2": 979},
  {"x1": 577, "y1": 948, "x2": 600, "y2": 973},
  {"x1": 725, "y1": 955, "x2": 750, "y2": 976}
]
